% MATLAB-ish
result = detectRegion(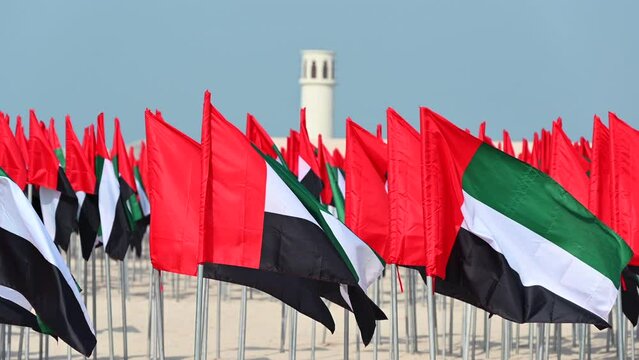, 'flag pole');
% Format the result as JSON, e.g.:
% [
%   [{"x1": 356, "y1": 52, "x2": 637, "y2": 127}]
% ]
[
  {"x1": 280, "y1": 303, "x2": 287, "y2": 352},
  {"x1": 410, "y1": 270, "x2": 418, "y2": 354},
  {"x1": 426, "y1": 276, "x2": 437, "y2": 360},
  {"x1": 289, "y1": 309, "x2": 298, "y2": 360},
  {"x1": 618, "y1": 290, "x2": 626, "y2": 360},
  {"x1": 343, "y1": 308, "x2": 349, "y2": 360},
  {"x1": 237, "y1": 286, "x2": 248, "y2": 360},
  {"x1": 579, "y1": 324, "x2": 586, "y2": 360},
  {"x1": 373, "y1": 278, "x2": 380, "y2": 360},
  {"x1": 215, "y1": 280, "x2": 222, "y2": 359},
  {"x1": 154, "y1": 269, "x2": 165, "y2": 360},
  {"x1": 91, "y1": 251, "x2": 97, "y2": 360},
  {"x1": 120, "y1": 261, "x2": 128, "y2": 359},
  {"x1": 463, "y1": 303, "x2": 471, "y2": 360},
  {"x1": 104, "y1": 251, "x2": 115, "y2": 360},
  {"x1": 150, "y1": 269, "x2": 157, "y2": 360},
  {"x1": 485, "y1": 311, "x2": 491, "y2": 359},
  {"x1": 194, "y1": 264, "x2": 205, "y2": 360},
  {"x1": 471, "y1": 306, "x2": 477, "y2": 359},
  {"x1": 535, "y1": 324, "x2": 544, "y2": 360},
  {"x1": 311, "y1": 321, "x2": 316, "y2": 360},
  {"x1": 390, "y1": 264, "x2": 399, "y2": 360},
  {"x1": 202, "y1": 279, "x2": 210, "y2": 359}
]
